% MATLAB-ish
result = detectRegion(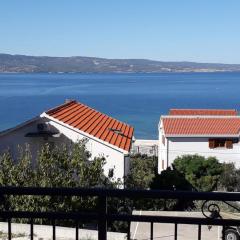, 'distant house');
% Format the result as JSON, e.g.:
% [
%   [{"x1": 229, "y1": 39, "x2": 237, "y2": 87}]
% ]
[
  {"x1": 131, "y1": 139, "x2": 158, "y2": 157},
  {"x1": 158, "y1": 108, "x2": 240, "y2": 173},
  {"x1": 0, "y1": 100, "x2": 134, "y2": 182}
]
